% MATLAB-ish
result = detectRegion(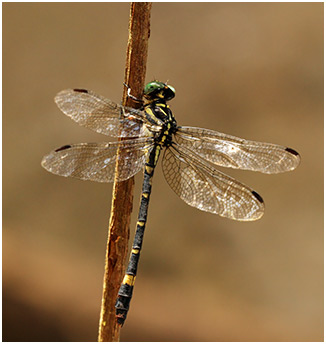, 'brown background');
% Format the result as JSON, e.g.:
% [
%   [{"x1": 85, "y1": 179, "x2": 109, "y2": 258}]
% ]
[{"x1": 3, "y1": 3, "x2": 323, "y2": 342}]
